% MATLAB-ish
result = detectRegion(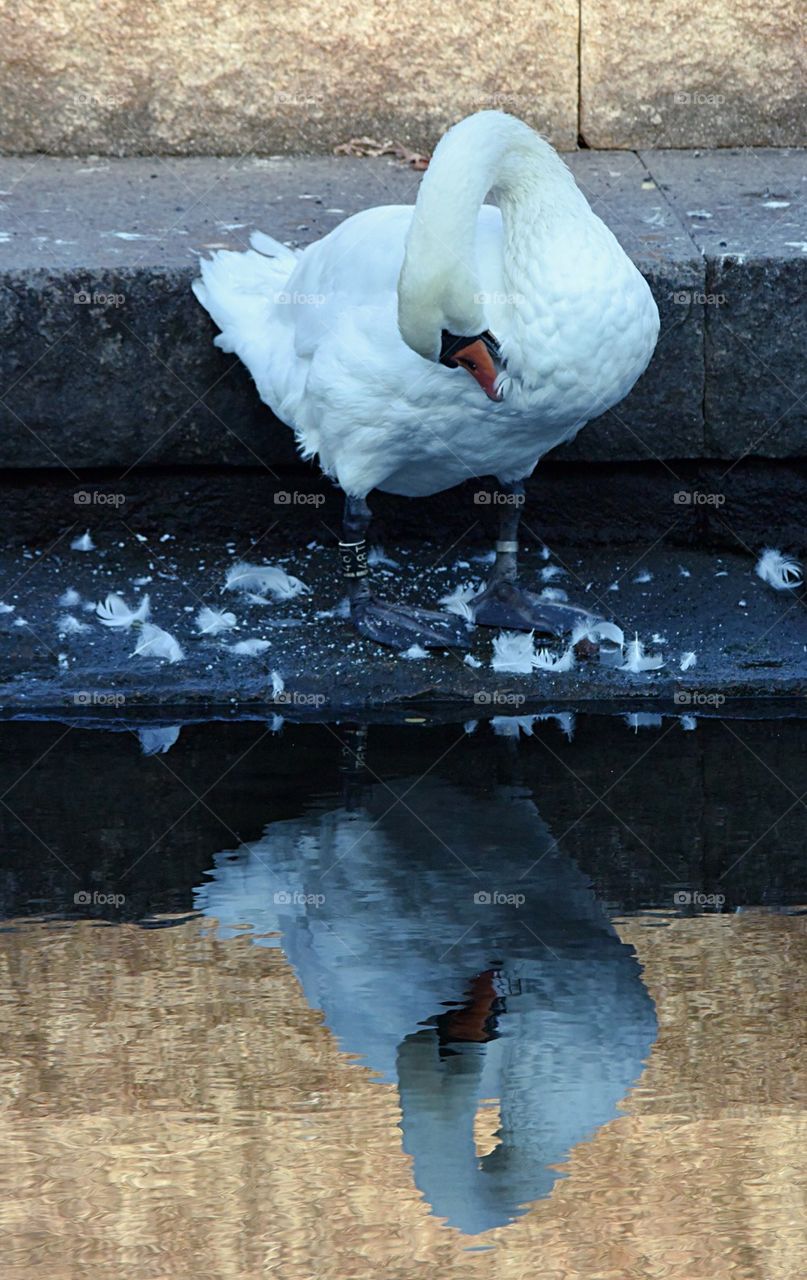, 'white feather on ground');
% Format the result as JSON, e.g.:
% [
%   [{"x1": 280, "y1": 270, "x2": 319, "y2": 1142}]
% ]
[
  {"x1": 270, "y1": 671, "x2": 285, "y2": 698},
  {"x1": 621, "y1": 633, "x2": 665, "y2": 673},
  {"x1": 196, "y1": 606, "x2": 237, "y2": 635},
  {"x1": 224, "y1": 561, "x2": 310, "y2": 599},
  {"x1": 540, "y1": 564, "x2": 566, "y2": 581},
  {"x1": 755, "y1": 547, "x2": 803, "y2": 590},
  {"x1": 680, "y1": 651, "x2": 697, "y2": 671},
  {"x1": 539, "y1": 587, "x2": 568, "y2": 603},
  {"x1": 463, "y1": 653, "x2": 482, "y2": 669},
  {"x1": 401, "y1": 644, "x2": 430, "y2": 659},
  {"x1": 440, "y1": 583, "x2": 481, "y2": 621},
  {"x1": 96, "y1": 593, "x2": 151, "y2": 629},
  {"x1": 571, "y1": 619, "x2": 625, "y2": 649},
  {"x1": 138, "y1": 726, "x2": 181, "y2": 756},
  {"x1": 491, "y1": 630, "x2": 535, "y2": 673},
  {"x1": 131, "y1": 623, "x2": 184, "y2": 663},
  {"x1": 71, "y1": 531, "x2": 95, "y2": 552},
  {"x1": 0, "y1": 603, "x2": 15, "y2": 614},
  {"x1": 59, "y1": 588, "x2": 81, "y2": 607},
  {"x1": 634, "y1": 570, "x2": 653, "y2": 583},
  {"x1": 533, "y1": 644, "x2": 575, "y2": 672},
  {"x1": 57, "y1": 613, "x2": 90, "y2": 635},
  {"x1": 229, "y1": 638, "x2": 270, "y2": 655}
]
